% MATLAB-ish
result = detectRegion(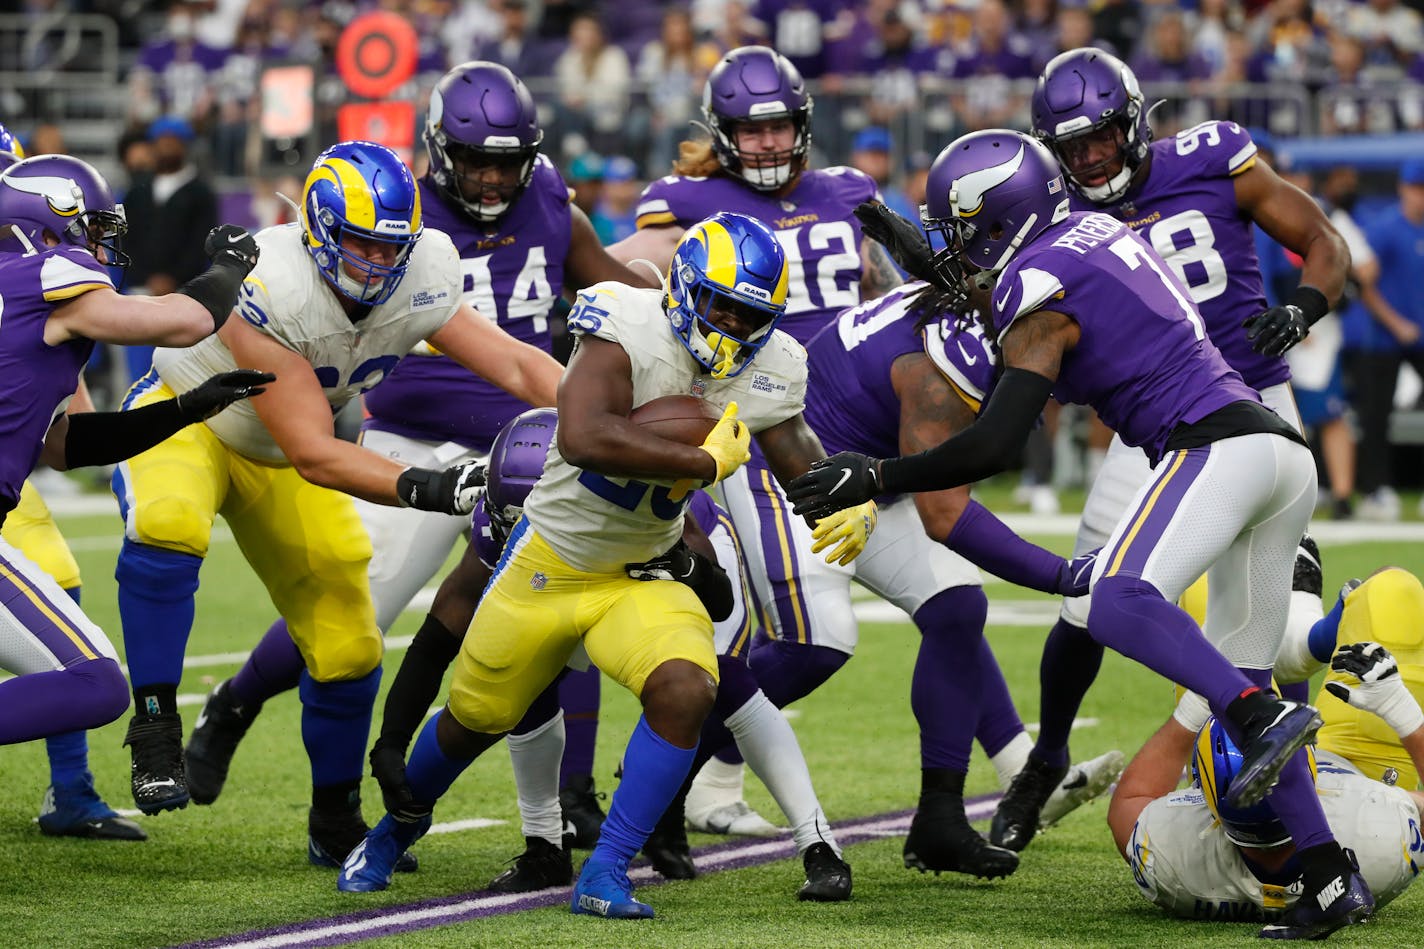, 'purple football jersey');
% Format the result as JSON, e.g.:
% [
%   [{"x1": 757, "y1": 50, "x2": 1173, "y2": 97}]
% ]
[
  {"x1": 0, "y1": 247, "x2": 109, "y2": 507},
  {"x1": 803, "y1": 282, "x2": 996, "y2": 458},
  {"x1": 995, "y1": 212, "x2": 1260, "y2": 463},
  {"x1": 686, "y1": 489, "x2": 721, "y2": 540},
  {"x1": 363, "y1": 155, "x2": 573, "y2": 451},
  {"x1": 469, "y1": 497, "x2": 503, "y2": 569},
  {"x1": 1072, "y1": 121, "x2": 1287, "y2": 390},
  {"x1": 635, "y1": 167, "x2": 877, "y2": 345}
]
